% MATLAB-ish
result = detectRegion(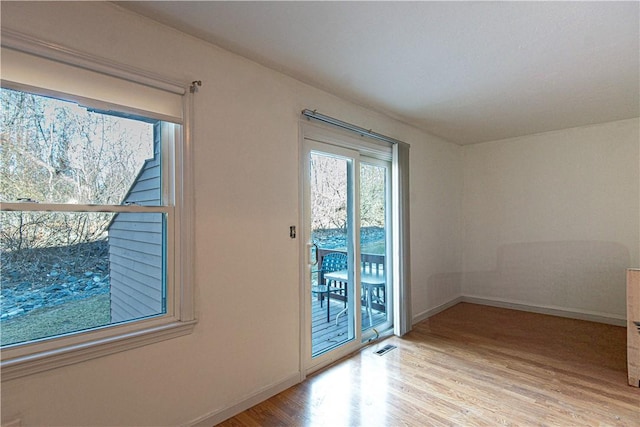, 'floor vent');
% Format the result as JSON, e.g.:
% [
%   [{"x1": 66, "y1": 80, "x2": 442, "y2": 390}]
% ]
[{"x1": 375, "y1": 344, "x2": 396, "y2": 356}]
